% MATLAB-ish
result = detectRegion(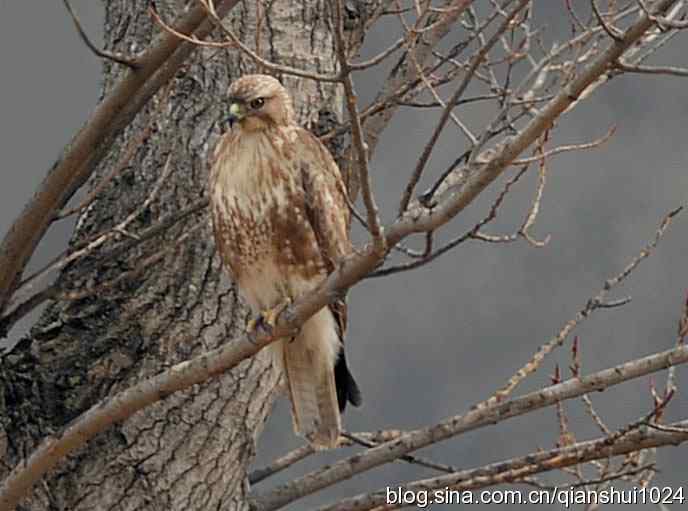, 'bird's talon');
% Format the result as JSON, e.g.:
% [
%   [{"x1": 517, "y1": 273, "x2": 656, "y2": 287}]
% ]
[
  {"x1": 262, "y1": 309, "x2": 279, "y2": 329},
  {"x1": 266, "y1": 298, "x2": 293, "y2": 327},
  {"x1": 246, "y1": 298, "x2": 292, "y2": 336},
  {"x1": 246, "y1": 315, "x2": 272, "y2": 335}
]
